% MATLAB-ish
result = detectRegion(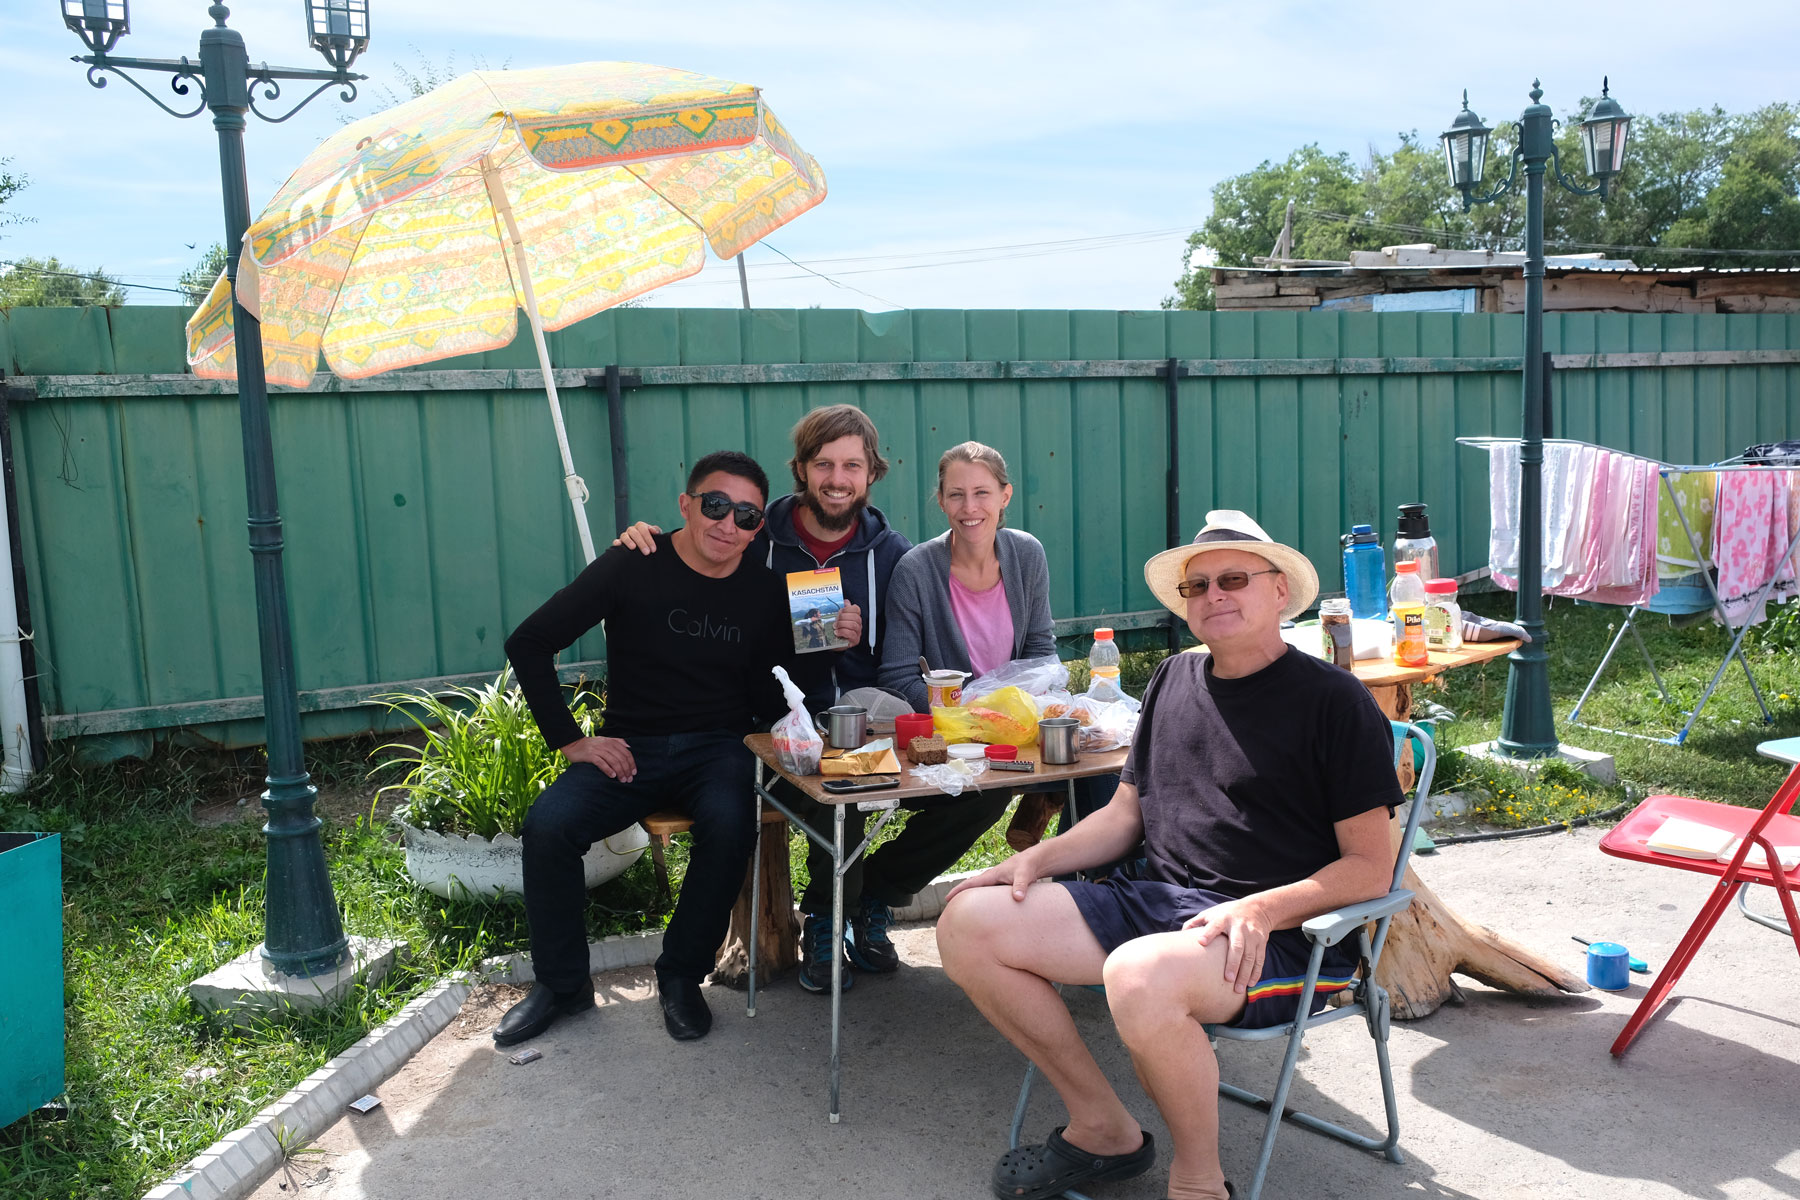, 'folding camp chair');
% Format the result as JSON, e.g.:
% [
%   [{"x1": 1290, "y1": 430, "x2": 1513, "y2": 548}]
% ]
[
  {"x1": 1007, "y1": 722, "x2": 1436, "y2": 1200},
  {"x1": 1598, "y1": 736, "x2": 1800, "y2": 1057}
]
